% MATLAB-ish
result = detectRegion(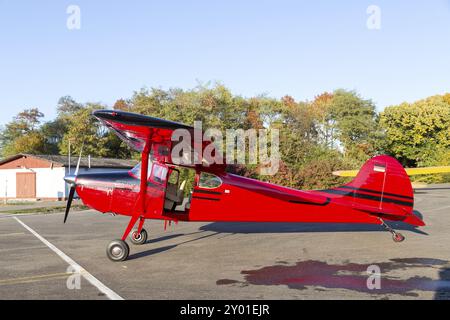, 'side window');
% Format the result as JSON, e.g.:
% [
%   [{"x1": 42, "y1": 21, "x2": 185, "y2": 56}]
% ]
[
  {"x1": 151, "y1": 164, "x2": 168, "y2": 184},
  {"x1": 199, "y1": 172, "x2": 222, "y2": 189}
]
